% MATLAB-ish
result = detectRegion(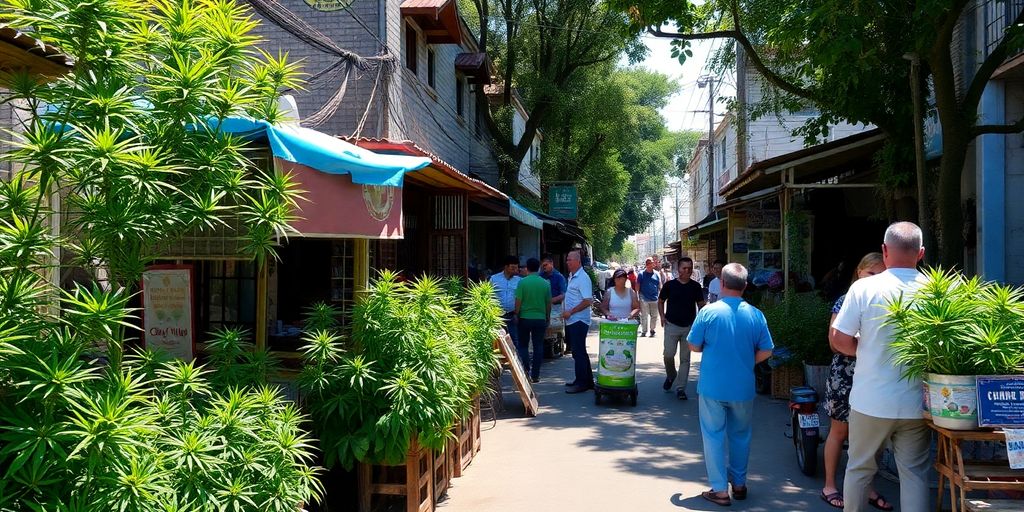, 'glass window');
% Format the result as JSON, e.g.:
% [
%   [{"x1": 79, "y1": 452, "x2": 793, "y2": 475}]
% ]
[
  {"x1": 200, "y1": 260, "x2": 256, "y2": 337},
  {"x1": 427, "y1": 48, "x2": 435, "y2": 88},
  {"x1": 405, "y1": 23, "x2": 417, "y2": 74},
  {"x1": 456, "y1": 76, "x2": 464, "y2": 116}
]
